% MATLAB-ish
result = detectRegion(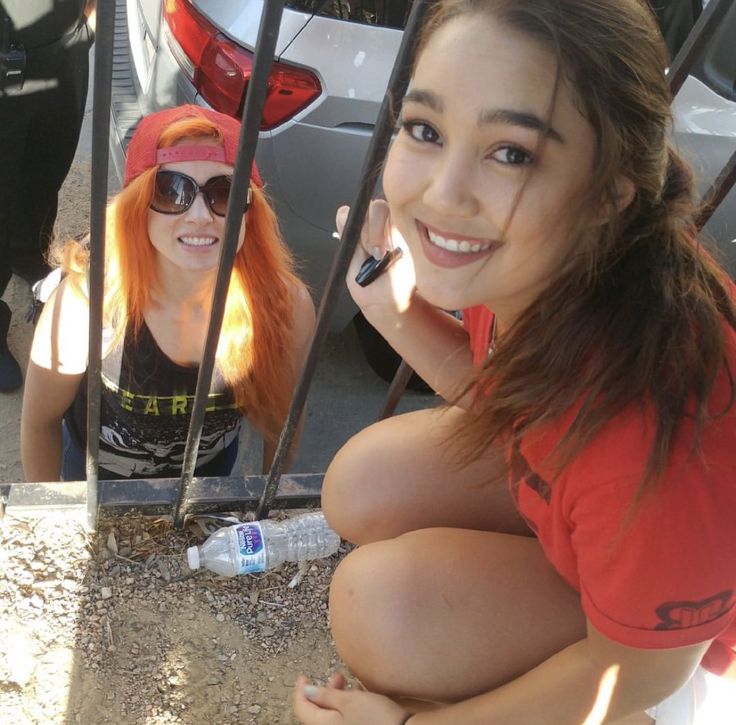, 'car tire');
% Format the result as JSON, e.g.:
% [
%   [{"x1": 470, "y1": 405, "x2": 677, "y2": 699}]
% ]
[{"x1": 353, "y1": 312, "x2": 432, "y2": 392}]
